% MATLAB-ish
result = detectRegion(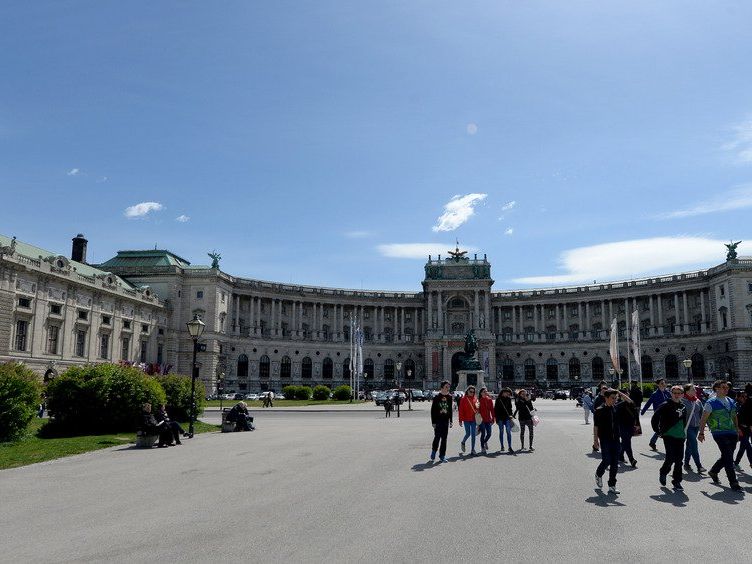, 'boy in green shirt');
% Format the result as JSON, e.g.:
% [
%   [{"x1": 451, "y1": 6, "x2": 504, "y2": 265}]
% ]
[{"x1": 652, "y1": 385, "x2": 687, "y2": 490}]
